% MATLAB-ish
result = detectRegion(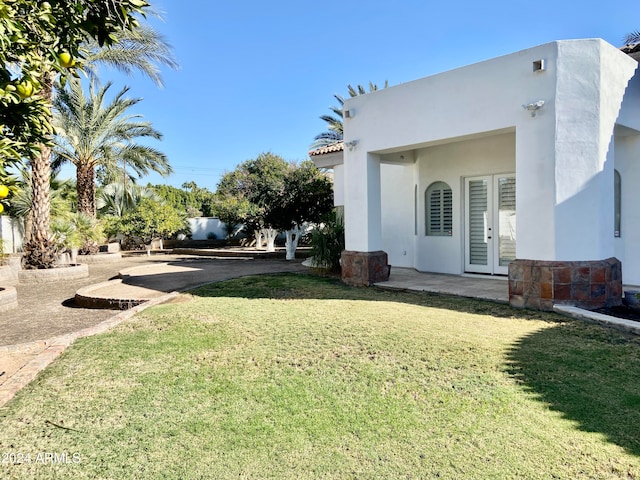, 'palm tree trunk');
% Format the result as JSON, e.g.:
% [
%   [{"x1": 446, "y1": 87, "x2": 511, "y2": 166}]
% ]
[
  {"x1": 23, "y1": 71, "x2": 58, "y2": 268},
  {"x1": 76, "y1": 163, "x2": 96, "y2": 217},
  {"x1": 30, "y1": 144, "x2": 52, "y2": 243}
]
